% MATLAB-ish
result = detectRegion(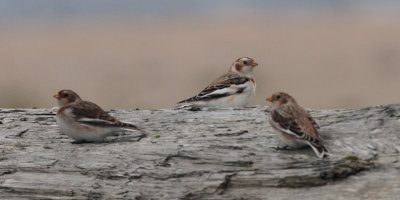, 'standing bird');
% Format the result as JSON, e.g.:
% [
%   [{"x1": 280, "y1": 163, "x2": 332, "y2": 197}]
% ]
[
  {"x1": 267, "y1": 92, "x2": 328, "y2": 158},
  {"x1": 54, "y1": 89, "x2": 145, "y2": 143},
  {"x1": 177, "y1": 57, "x2": 258, "y2": 108}
]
